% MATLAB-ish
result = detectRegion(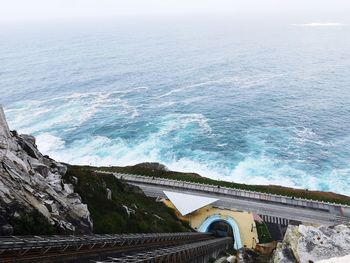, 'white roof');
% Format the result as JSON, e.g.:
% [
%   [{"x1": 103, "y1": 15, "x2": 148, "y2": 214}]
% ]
[{"x1": 163, "y1": 191, "x2": 218, "y2": 216}]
